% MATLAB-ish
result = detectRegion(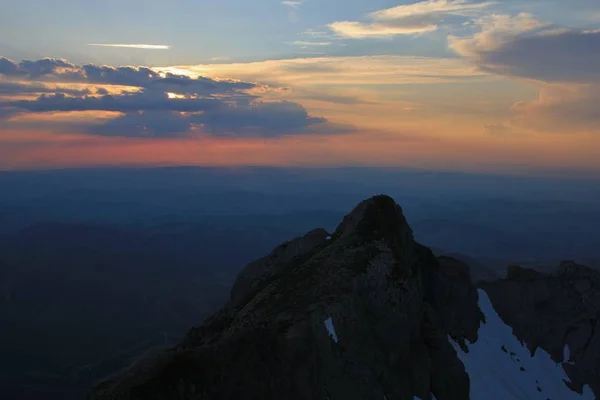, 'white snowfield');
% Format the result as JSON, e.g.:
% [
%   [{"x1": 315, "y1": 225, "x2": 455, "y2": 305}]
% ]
[{"x1": 453, "y1": 289, "x2": 594, "y2": 400}]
